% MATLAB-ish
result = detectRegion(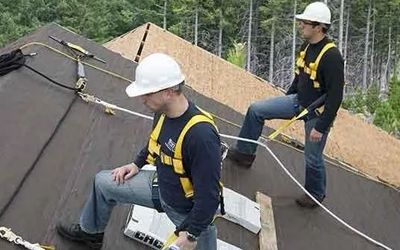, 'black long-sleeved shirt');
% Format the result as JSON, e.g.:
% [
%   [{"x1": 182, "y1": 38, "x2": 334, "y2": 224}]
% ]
[
  {"x1": 287, "y1": 36, "x2": 344, "y2": 133},
  {"x1": 134, "y1": 101, "x2": 221, "y2": 237}
]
